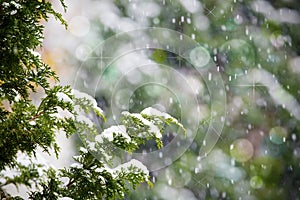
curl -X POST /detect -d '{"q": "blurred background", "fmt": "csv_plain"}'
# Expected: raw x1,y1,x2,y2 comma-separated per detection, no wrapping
42,0,300,199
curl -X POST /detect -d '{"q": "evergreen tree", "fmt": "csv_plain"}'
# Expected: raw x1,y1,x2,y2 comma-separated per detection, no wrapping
0,1,185,199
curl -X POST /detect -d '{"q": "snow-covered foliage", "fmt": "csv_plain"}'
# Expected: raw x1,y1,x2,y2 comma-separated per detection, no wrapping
0,0,187,199
28,106,185,199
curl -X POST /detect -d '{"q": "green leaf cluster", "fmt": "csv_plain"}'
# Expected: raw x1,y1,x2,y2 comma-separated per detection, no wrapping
0,1,187,199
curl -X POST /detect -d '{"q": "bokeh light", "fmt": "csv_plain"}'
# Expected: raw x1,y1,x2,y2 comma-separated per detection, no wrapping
230,138,254,162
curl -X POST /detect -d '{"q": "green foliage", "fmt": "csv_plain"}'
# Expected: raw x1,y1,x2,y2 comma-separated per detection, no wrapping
0,0,68,170
1,161,41,189
0,1,186,199
3,0,299,199
0,0,66,101
28,107,183,200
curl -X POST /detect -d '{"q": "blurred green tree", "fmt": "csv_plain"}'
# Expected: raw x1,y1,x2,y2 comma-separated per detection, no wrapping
67,0,300,199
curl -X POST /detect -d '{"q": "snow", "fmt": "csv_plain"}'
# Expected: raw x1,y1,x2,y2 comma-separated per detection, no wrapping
72,89,104,118
86,141,96,151
58,197,74,200
99,148,112,161
245,69,300,121
49,107,74,120
29,120,36,126
72,89,97,108
128,2,161,18
193,14,210,31
12,89,21,101
141,107,185,132
93,106,104,116
141,107,172,119
95,130,108,143
77,115,94,127
2,2,9,7
251,0,300,24
98,175,106,184
11,1,21,9
122,111,162,138
70,163,83,168
79,147,88,154
95,125,131,143
179,0,202,14
0,151,51,186
29,49,42,59
113,159,149,178
10,10,17,15
57,92,72,103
